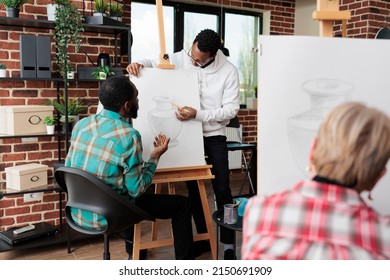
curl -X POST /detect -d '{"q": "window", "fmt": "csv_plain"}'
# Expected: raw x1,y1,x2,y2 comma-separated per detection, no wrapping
131,2,174,62
225,13,259,103
183,12,218,51
131,1,262,105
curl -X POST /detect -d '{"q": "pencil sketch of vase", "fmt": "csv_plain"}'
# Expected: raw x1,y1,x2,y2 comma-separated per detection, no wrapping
287,79,354,176
148,95,182,148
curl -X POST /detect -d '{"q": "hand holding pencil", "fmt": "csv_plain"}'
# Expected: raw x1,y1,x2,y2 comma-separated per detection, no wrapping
172,102,197,121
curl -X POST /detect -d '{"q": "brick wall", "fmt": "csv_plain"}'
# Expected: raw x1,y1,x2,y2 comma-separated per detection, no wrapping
335,0,390,38
191,0,296,35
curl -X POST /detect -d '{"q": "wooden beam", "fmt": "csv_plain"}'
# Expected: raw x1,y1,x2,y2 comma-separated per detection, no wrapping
312,10,351,21
314,0,350,37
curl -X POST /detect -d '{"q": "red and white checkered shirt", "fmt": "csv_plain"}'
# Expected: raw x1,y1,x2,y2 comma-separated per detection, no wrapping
242,180,390,259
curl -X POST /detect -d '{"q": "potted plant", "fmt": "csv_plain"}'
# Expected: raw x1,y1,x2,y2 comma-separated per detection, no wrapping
0,63,6,78
109,2,124,22
92,65,114,80
0,0,29,18
54,1,84,80
66,64,75,80
93,0,108,17
49,92,87,117
47,0,69,21
43,115,58,134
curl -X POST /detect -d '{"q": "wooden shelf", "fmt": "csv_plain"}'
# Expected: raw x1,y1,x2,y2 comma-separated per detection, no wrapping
0,224,90,252
0,132,65,139
0,16,129,34
0,77,62,81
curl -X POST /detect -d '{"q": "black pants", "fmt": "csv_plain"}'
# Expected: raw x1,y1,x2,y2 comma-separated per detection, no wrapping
187,135,234,244
124,193,194,259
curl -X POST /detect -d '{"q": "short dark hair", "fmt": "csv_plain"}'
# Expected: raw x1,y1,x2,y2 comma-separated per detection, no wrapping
193,29,222,56
99,76,135,112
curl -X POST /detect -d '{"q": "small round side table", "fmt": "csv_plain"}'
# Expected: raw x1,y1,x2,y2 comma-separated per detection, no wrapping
212,208,243,259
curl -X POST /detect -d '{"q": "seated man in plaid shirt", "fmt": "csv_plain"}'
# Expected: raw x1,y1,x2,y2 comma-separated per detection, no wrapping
65,76,194,260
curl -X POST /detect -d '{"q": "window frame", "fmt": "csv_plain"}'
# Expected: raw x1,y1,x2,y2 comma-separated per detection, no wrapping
131,0,263,52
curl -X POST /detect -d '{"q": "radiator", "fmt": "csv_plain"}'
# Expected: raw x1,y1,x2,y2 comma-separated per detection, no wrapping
226,125,243,170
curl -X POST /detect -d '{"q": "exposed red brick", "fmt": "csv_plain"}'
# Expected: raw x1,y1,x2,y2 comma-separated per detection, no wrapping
32,203,55,212
2,153,26,162
16,214,42,223
0,199,16,209
5,206,31,216
43,211,60,220
28,151,53,160
13,143,40,152
0,217,16,230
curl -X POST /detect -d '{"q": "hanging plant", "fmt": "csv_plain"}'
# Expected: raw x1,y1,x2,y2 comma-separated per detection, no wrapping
54,1,84,80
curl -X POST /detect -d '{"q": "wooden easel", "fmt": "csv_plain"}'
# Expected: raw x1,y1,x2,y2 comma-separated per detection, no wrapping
312,0,351,37
156,0,175,69
132,165,217,260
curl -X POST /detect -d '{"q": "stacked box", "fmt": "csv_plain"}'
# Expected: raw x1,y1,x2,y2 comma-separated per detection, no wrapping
0,105,54,135
5,163,49,191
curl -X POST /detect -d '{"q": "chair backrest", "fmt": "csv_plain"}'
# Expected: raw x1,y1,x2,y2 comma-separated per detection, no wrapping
227,115,240,128
226,115,242,144
55,167,154,235
375,27,390,39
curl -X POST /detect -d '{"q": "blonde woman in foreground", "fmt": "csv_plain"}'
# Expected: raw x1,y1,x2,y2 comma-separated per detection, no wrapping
242,102,390,259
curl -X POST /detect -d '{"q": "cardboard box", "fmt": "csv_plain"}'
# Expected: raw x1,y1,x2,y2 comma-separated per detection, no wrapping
0,105,54,135
5,163,49,191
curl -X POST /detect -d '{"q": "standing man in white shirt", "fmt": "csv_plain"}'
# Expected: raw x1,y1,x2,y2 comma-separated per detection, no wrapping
127,29,240,259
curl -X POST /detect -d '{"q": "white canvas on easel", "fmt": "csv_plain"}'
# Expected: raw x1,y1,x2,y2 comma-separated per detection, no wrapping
131,68,205,169
258,35,390,215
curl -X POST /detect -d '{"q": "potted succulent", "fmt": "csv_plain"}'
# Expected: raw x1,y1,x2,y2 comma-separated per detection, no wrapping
93,0,108,17
49,94,86,132
0,0,29,18
109,2,124,22
49,94,86,125
92,65,114,80
43,115,58,134
54,0,84,80
0,63,6,78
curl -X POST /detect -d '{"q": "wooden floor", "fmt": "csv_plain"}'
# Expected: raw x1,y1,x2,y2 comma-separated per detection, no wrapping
0,171,251,260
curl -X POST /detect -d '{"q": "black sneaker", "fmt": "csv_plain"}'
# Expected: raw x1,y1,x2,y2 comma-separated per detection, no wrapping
224,249,237,260
192,240,211,258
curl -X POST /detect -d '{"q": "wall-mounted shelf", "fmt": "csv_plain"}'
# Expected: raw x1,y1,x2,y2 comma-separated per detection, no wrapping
0,77,62,82
0,16,129,34
0,132,66,139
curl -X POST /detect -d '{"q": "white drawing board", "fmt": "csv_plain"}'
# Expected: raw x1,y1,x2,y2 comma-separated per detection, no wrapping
131,68,205,169
258,35,390,215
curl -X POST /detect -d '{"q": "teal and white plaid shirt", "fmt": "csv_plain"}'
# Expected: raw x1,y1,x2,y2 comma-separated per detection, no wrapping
65,109,158,230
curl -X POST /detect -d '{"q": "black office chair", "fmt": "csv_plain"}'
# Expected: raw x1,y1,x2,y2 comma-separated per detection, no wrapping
54,166,154,260
375,27,390,39
226,116,257,196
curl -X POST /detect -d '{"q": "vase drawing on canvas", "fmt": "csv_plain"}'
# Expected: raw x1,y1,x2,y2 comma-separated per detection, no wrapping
148,95,182,148
287,79,354,176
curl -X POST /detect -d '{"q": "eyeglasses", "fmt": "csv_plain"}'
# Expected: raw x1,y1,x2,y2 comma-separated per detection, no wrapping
187,48,215,68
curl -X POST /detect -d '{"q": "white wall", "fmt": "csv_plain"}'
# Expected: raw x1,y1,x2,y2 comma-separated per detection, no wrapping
294,0,319,36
